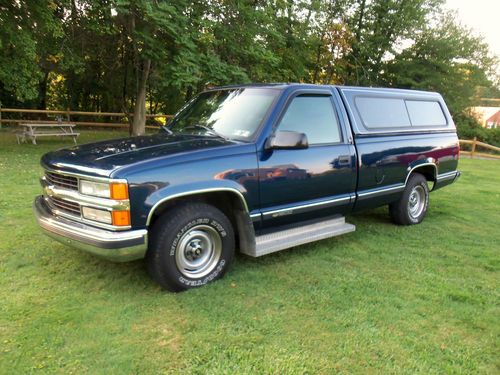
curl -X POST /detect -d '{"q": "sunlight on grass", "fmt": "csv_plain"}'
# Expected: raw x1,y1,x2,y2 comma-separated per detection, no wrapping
0,129,498,373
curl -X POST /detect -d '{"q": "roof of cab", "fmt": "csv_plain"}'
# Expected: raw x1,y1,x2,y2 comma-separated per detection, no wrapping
210,83,439,96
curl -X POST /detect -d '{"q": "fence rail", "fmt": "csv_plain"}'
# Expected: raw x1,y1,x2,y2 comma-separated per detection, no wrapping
0,107,173,129
2,108,499,158
459,138,500,159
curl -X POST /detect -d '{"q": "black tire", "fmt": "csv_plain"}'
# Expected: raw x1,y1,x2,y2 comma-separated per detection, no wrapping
389,173,429,225
147,202,235,292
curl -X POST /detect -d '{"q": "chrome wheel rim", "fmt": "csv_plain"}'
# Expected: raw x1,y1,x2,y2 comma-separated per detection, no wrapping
408,185,426,219
175,225,222,279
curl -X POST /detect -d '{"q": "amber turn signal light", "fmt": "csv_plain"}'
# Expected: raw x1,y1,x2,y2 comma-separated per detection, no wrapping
112,210,131,226
110,182,129,200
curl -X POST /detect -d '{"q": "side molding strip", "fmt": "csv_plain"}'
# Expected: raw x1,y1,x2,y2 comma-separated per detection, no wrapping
436,171,458,181
357,184,405,199
262,195,352,219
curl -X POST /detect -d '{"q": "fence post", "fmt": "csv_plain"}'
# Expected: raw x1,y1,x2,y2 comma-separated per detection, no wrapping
471,137,477,159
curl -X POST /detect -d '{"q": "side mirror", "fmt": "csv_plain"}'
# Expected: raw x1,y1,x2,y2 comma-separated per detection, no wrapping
265,130,309,150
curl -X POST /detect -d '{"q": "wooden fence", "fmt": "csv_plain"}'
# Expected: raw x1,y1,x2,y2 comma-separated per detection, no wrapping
0,107,173,129
459,138,500,159
1,108,499,159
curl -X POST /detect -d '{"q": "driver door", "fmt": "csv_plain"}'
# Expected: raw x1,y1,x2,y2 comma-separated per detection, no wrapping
258,91,356,227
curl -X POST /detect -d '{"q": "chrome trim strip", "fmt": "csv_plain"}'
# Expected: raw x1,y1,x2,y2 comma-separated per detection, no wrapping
404,162,437,186
46,205,81,222
353,129,454,136
262,196,351,218
146,188,250,226
357,184,405,199
43,167,127,184
42,178,130,211
249,212,261,223
34,196,147,262
436,171,458,181
45,172,78,190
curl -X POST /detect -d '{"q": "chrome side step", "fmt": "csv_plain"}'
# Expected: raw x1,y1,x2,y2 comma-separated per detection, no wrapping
242,216,355,257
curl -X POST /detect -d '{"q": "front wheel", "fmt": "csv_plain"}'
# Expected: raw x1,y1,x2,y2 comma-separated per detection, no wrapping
147,202,235,291
389,173,429,225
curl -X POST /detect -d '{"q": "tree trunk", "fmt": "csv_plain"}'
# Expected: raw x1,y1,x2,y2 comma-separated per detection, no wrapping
131,59,151,136
346,0,366,85
312,32,325,84
37,71,50,110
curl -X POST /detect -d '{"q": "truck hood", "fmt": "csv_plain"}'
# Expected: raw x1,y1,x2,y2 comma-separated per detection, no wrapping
41,133,237,177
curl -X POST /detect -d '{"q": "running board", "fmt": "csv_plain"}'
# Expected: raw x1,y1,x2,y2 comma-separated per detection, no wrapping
242,216,355,257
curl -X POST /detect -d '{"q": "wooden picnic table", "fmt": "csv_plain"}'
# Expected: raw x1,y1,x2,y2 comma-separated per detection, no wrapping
16,123,80,145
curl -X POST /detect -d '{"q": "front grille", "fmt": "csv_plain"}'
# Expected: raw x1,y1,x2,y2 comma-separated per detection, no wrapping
47,196,81,216
45,171,78,191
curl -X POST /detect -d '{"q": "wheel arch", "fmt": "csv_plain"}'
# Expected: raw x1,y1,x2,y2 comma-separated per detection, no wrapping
146,188,256,254
405,162,437,189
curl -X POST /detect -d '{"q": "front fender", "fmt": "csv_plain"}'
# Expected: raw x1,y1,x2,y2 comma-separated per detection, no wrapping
144,180,250,226
141,180,257,256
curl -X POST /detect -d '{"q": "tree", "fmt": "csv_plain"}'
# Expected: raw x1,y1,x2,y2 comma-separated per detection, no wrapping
344,0,444,85
115,0,204,135
0,0,497,136
383,13,497,114
309,0,353,84
0,0,62,106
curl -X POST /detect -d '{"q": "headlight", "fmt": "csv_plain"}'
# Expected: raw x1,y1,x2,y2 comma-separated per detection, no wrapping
80,180,110,198
79,180,129,200
82,207,112,224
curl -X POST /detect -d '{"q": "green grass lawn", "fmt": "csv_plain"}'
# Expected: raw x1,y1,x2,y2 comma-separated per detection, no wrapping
0,129,498,374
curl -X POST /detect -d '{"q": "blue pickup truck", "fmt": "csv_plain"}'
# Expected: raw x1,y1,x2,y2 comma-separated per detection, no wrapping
34,84,460,291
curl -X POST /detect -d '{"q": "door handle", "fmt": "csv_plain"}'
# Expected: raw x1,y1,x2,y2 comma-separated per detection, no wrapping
338,155,351,166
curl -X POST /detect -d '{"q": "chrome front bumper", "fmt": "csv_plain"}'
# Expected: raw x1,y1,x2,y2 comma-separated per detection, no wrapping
34,196,148,262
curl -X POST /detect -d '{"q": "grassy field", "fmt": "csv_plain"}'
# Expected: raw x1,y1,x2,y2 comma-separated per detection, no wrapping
0,129,498,374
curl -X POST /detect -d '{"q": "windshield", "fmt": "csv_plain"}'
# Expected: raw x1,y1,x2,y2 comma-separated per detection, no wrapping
168,88,279,141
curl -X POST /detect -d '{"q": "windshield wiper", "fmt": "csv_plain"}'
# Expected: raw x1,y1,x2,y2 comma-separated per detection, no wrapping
160,125,173,135
184,124,229,141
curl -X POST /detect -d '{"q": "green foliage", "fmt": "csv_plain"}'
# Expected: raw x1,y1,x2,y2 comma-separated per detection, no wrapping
455,112,500,146
383,13,496,116
0,0,498,123
0,129,499,373
345,0,445,85
0,1,63,103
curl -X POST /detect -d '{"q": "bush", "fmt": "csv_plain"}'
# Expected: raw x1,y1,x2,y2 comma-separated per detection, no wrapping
455,112,500,147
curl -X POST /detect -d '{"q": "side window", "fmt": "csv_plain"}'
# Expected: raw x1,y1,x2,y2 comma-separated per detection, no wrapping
277,95,342,144
406,100,447,126
355,97,410,128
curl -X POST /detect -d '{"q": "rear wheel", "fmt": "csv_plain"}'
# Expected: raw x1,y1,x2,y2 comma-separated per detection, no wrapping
389,173,429,225
147,202,235,291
